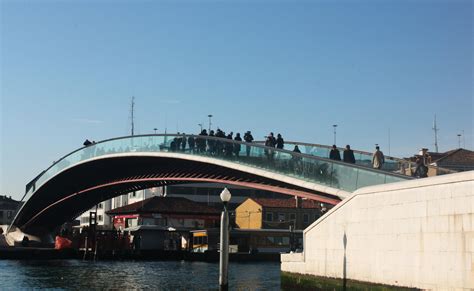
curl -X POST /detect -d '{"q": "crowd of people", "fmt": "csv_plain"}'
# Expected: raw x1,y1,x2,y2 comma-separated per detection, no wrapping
328,144,387,169
83,130,435,177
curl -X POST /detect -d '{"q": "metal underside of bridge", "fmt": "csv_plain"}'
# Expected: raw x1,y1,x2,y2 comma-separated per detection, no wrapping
14,155,341,236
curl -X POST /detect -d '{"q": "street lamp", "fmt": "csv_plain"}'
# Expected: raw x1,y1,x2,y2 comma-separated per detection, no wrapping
208,114,213,133
153,128,158,134
198,123,203,132
219,188,231,291
457,134,462,148
332,124,338,145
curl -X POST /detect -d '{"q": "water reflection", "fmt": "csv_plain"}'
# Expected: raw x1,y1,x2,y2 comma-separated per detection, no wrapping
0,260,280,290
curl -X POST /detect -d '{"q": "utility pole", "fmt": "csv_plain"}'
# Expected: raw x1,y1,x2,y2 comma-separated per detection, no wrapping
208,114,213,133
432,114,439,153
130,96,136,203
388,128,391,156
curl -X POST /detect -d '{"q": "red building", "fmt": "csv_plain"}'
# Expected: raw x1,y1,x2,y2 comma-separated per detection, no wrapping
106,196,221,231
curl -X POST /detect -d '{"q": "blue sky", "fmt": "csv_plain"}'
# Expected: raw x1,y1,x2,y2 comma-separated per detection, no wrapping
1,0,472,199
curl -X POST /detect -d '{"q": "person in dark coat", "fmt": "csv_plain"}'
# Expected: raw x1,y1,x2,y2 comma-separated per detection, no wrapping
293,145,301,154
181,133,187,152
188,136,195,153
329,145,341,161
343,145,356,163
207,130,215,154
197,129,208,153
276,134,284,149
244,131,254,157
225,132,234,156
234,133,242,156
413,157,428,178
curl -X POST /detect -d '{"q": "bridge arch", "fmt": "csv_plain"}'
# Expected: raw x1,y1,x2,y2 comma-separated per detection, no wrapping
10,134,410,237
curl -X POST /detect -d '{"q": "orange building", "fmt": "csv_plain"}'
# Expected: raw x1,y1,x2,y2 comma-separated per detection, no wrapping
235,197,326,230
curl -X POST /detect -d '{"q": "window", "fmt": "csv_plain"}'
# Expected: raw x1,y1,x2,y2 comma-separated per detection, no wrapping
303,213,309,224
278,213,286,222
98,203,103,209
98,215,103,222
193,236,208,245
265,212,273,222
289,213,296,221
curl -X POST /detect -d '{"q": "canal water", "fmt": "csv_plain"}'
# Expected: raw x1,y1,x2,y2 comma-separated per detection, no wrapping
0,260,281,290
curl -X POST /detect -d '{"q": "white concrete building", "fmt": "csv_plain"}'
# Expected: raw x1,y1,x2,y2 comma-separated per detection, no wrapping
78,187,164,229
281,171,474,290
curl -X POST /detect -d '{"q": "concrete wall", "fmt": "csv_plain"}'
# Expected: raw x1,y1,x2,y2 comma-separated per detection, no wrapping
281,171,474,290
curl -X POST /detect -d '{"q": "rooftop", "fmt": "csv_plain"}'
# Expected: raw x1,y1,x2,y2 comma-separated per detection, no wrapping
249,198,322,209
106,196,221,216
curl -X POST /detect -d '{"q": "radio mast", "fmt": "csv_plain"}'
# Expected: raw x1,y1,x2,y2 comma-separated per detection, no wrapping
433,114,439,153
130,96,135,136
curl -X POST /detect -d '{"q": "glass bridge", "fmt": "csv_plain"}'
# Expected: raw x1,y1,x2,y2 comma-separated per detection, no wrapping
20,134,412,206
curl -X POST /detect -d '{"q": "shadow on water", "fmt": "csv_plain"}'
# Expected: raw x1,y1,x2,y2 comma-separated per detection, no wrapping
0,260,281,290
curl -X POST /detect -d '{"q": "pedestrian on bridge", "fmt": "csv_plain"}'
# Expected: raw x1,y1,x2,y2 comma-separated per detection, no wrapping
329,145,341,161
234,133,242,156
276,134,284,149
343,145,356,164
372,146,385,169
244,131,254,157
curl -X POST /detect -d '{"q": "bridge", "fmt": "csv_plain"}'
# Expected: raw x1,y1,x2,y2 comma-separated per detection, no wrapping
8,134,411,241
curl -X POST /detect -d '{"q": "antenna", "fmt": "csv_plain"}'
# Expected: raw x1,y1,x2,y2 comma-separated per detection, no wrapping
130,96,135,136
432,114,439,153
388,128,391,156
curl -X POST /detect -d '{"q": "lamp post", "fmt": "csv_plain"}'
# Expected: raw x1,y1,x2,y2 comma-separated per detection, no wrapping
153,128,158,134
457,134,462,149
208,114,213,133
198,123,203,132
332,124,338,145
219,188,231,291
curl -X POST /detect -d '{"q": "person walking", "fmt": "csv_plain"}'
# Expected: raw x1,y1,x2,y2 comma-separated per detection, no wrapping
343,145,356,163
225,132,234,156
372,146,385,169
265,133,276,160
181,133,187,152
293,145,301,154
188,135,195,153
207,130,216,155
329,145,341,161
234,133,242,156
413,157,428,178
276,134,284,149
244,131,254,157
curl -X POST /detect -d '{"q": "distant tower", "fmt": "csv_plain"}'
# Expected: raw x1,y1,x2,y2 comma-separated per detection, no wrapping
130,96,135,136
432,114,439,153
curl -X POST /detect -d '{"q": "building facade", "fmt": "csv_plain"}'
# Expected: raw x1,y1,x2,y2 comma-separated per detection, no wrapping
0,196,21,226
106,196,220,231
236,197,326,230
78,187,164,229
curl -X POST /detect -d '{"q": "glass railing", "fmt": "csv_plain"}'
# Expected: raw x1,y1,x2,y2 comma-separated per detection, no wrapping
266,141,457,177
18,134,411,207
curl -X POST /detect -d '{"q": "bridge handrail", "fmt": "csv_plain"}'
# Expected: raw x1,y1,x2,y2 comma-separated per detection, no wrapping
19,133,412,205
255,140,457,176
